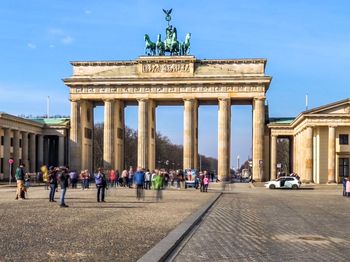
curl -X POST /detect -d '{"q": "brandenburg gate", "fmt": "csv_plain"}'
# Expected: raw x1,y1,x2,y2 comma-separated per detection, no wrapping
64,56,271,181
63,9,272,181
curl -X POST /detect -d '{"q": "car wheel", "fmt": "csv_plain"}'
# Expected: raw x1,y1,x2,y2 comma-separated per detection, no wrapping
292,184,298,190
269,184,276,189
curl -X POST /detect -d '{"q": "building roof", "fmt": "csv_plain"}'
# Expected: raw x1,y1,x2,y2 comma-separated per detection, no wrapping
268,117,295,125
30,118,70,127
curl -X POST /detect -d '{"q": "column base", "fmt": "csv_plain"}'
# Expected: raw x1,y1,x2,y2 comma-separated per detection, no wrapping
327,180,336,184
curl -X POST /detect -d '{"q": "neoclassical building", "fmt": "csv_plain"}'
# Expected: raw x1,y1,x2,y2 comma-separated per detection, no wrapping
0,113,69,179
268,98,350,183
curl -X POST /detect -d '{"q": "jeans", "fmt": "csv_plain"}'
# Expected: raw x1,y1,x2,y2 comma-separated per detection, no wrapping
60,187,67,205
49,184,56,201
136,185,144,200
97,186,105,202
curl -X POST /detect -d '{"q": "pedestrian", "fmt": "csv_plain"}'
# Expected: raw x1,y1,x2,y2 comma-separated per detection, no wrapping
115,170,120,187
154,172,164,202
128,167,134,188
134,168,145,200
144,169,151,190
80,170,85,189
151,170,157,189
15,163,26,200
95,168,107,202
203,174,209,192
199,172,204,192
109,169,116,188
346,177,350,197
84,169,91,189
48,166,58,202
342,176,347,197
121,169,128,187
59,167,69,207
69,170,78,189
24,173,30,198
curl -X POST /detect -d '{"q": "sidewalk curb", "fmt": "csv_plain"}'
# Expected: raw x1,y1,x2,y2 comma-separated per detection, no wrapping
137,192,222,262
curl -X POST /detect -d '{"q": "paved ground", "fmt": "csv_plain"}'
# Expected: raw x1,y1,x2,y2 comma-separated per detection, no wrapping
0,185,213,261
174,185,350,262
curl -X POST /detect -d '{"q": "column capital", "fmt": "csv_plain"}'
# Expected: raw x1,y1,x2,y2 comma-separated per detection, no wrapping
218,97,230,102
103,98,114,103
328,125,337,129
137,98,149,103
183,98,195,102
253,97,266,101
69,98,79,102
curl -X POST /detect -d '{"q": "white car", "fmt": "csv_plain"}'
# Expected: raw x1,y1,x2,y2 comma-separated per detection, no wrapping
265,176,301,189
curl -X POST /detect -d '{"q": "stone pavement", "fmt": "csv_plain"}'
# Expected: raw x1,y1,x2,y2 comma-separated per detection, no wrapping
0,186,214,261
173,186,350,262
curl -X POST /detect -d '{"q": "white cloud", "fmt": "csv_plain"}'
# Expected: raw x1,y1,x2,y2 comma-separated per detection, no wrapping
27,43,36,49
61,36,73,45
47,28,74,46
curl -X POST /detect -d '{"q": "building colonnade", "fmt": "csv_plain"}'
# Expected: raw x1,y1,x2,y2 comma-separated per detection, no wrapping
70,97,266,181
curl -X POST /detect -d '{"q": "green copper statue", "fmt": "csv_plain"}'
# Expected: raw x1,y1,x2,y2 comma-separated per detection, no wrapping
144,9,191,56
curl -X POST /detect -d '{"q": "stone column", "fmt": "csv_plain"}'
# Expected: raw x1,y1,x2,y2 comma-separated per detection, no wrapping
270,135,277,180
103,99,113,169
252,98,265,181
21,132,29,169
183,99,194,170
29,133,36,172
58,136,65,167
304,127,313,183
193,100,199,170
37,135,44,168
69,99,81,171
138,99,148,169
148,99,156,171
327,126,336,183
13,130,20,169
218,98,231,181
3,128,11,178
81,100,93,172
114,100,125,172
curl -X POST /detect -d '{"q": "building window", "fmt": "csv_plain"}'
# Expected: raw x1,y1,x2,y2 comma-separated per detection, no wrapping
339,134,349,145
1,136,3,146
19,139,22,148
10,138,13,147
339,158,349,177
0,158,3,173
84,128,92,139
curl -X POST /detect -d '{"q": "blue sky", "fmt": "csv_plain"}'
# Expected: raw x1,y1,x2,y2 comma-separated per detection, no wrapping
0,0,349,167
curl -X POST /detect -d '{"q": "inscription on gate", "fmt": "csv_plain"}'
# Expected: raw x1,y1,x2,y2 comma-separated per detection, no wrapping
142,63,190,73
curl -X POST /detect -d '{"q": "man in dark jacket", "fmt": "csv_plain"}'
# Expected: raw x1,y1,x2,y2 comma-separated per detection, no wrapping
134,168,145,200
15,164,25,200
48,166,58,202
59,167,69,207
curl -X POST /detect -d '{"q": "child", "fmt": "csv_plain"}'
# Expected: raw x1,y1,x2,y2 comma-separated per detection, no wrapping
203,175,209,192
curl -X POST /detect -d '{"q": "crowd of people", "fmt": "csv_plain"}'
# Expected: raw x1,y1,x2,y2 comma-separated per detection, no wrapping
13,164,214,207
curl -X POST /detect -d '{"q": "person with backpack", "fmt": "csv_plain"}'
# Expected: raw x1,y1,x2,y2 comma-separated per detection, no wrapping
134,168,145,200
15,163,26,200
59,167,70,207
95,168,107,202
